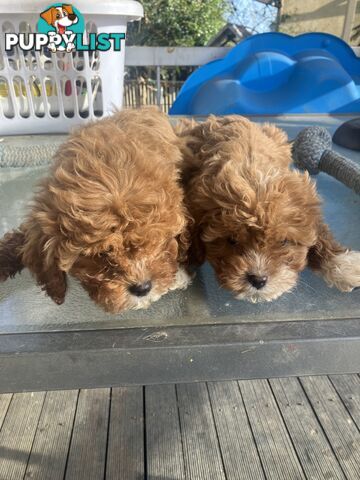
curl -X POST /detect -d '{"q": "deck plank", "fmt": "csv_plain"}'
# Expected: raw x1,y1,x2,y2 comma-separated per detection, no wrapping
24,390,78,480
146,384,185,480
0,392,45,480
270,377,346,480
106,387,144,480
239,379,305,480
300,376,360,480
330,374,360,430
176,382,226,480
207,381,265,480
0,394,12,430
65,388,110,480
0,375,359,479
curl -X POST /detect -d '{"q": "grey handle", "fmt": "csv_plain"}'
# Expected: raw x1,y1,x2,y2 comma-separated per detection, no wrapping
320,150,360,195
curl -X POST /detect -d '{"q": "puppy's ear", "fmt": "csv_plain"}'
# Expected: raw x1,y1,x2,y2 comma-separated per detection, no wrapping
307,221,360,292
0,224,67,304
0,230,25,282
307,222,345,271
261,123,288,146
40,7,56,25
21,221,67,305
63,4,74,15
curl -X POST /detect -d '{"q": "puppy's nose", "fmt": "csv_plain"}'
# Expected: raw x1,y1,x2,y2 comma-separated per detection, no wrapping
247,274,268,290
129,281,152,297
68,14,77,20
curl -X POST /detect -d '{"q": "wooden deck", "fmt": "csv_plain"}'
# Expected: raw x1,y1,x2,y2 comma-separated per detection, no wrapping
0,374,359,480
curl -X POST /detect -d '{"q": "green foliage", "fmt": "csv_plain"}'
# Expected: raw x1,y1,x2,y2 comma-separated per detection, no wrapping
127,0,229,46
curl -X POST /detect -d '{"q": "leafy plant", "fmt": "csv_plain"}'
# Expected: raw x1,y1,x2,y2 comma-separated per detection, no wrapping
127,0,229,46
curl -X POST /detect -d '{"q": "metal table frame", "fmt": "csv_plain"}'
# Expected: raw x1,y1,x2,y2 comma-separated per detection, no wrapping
0,318,359,393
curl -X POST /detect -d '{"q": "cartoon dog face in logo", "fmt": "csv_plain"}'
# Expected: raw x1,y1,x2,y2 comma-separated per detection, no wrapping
40,4,78,52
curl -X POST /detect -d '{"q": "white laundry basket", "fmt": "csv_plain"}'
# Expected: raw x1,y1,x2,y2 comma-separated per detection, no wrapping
0,0,143,135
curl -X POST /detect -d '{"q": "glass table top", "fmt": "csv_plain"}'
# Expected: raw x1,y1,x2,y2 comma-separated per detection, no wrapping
0,115,359,333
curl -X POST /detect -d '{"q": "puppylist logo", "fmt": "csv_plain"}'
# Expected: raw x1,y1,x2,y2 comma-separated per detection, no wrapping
5,3,125,53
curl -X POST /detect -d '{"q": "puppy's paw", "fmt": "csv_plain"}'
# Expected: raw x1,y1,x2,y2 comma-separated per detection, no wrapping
321,250,360,292
48,43,56,53
52,296,65,305
169,267,192,291
66,43,75,52
0,273,8,282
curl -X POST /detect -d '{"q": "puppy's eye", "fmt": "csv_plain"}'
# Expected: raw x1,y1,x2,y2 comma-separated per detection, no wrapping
63,11,68,16
98,245,114,257
227,237,238,246
56,13,61,18
280,239,290,247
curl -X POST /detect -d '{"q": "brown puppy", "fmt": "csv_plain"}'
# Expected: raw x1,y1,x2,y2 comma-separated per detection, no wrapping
0,108,191,312
177,115,360,303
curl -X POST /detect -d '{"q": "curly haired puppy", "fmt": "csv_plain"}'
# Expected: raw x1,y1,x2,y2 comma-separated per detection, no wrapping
0,108,191,312
177,115,360,303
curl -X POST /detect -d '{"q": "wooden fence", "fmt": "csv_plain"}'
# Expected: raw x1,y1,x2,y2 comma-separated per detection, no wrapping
123,47,231,112
123,79,184,113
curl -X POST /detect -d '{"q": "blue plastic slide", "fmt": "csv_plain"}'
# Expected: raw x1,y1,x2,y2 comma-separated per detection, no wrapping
170,33,360,115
